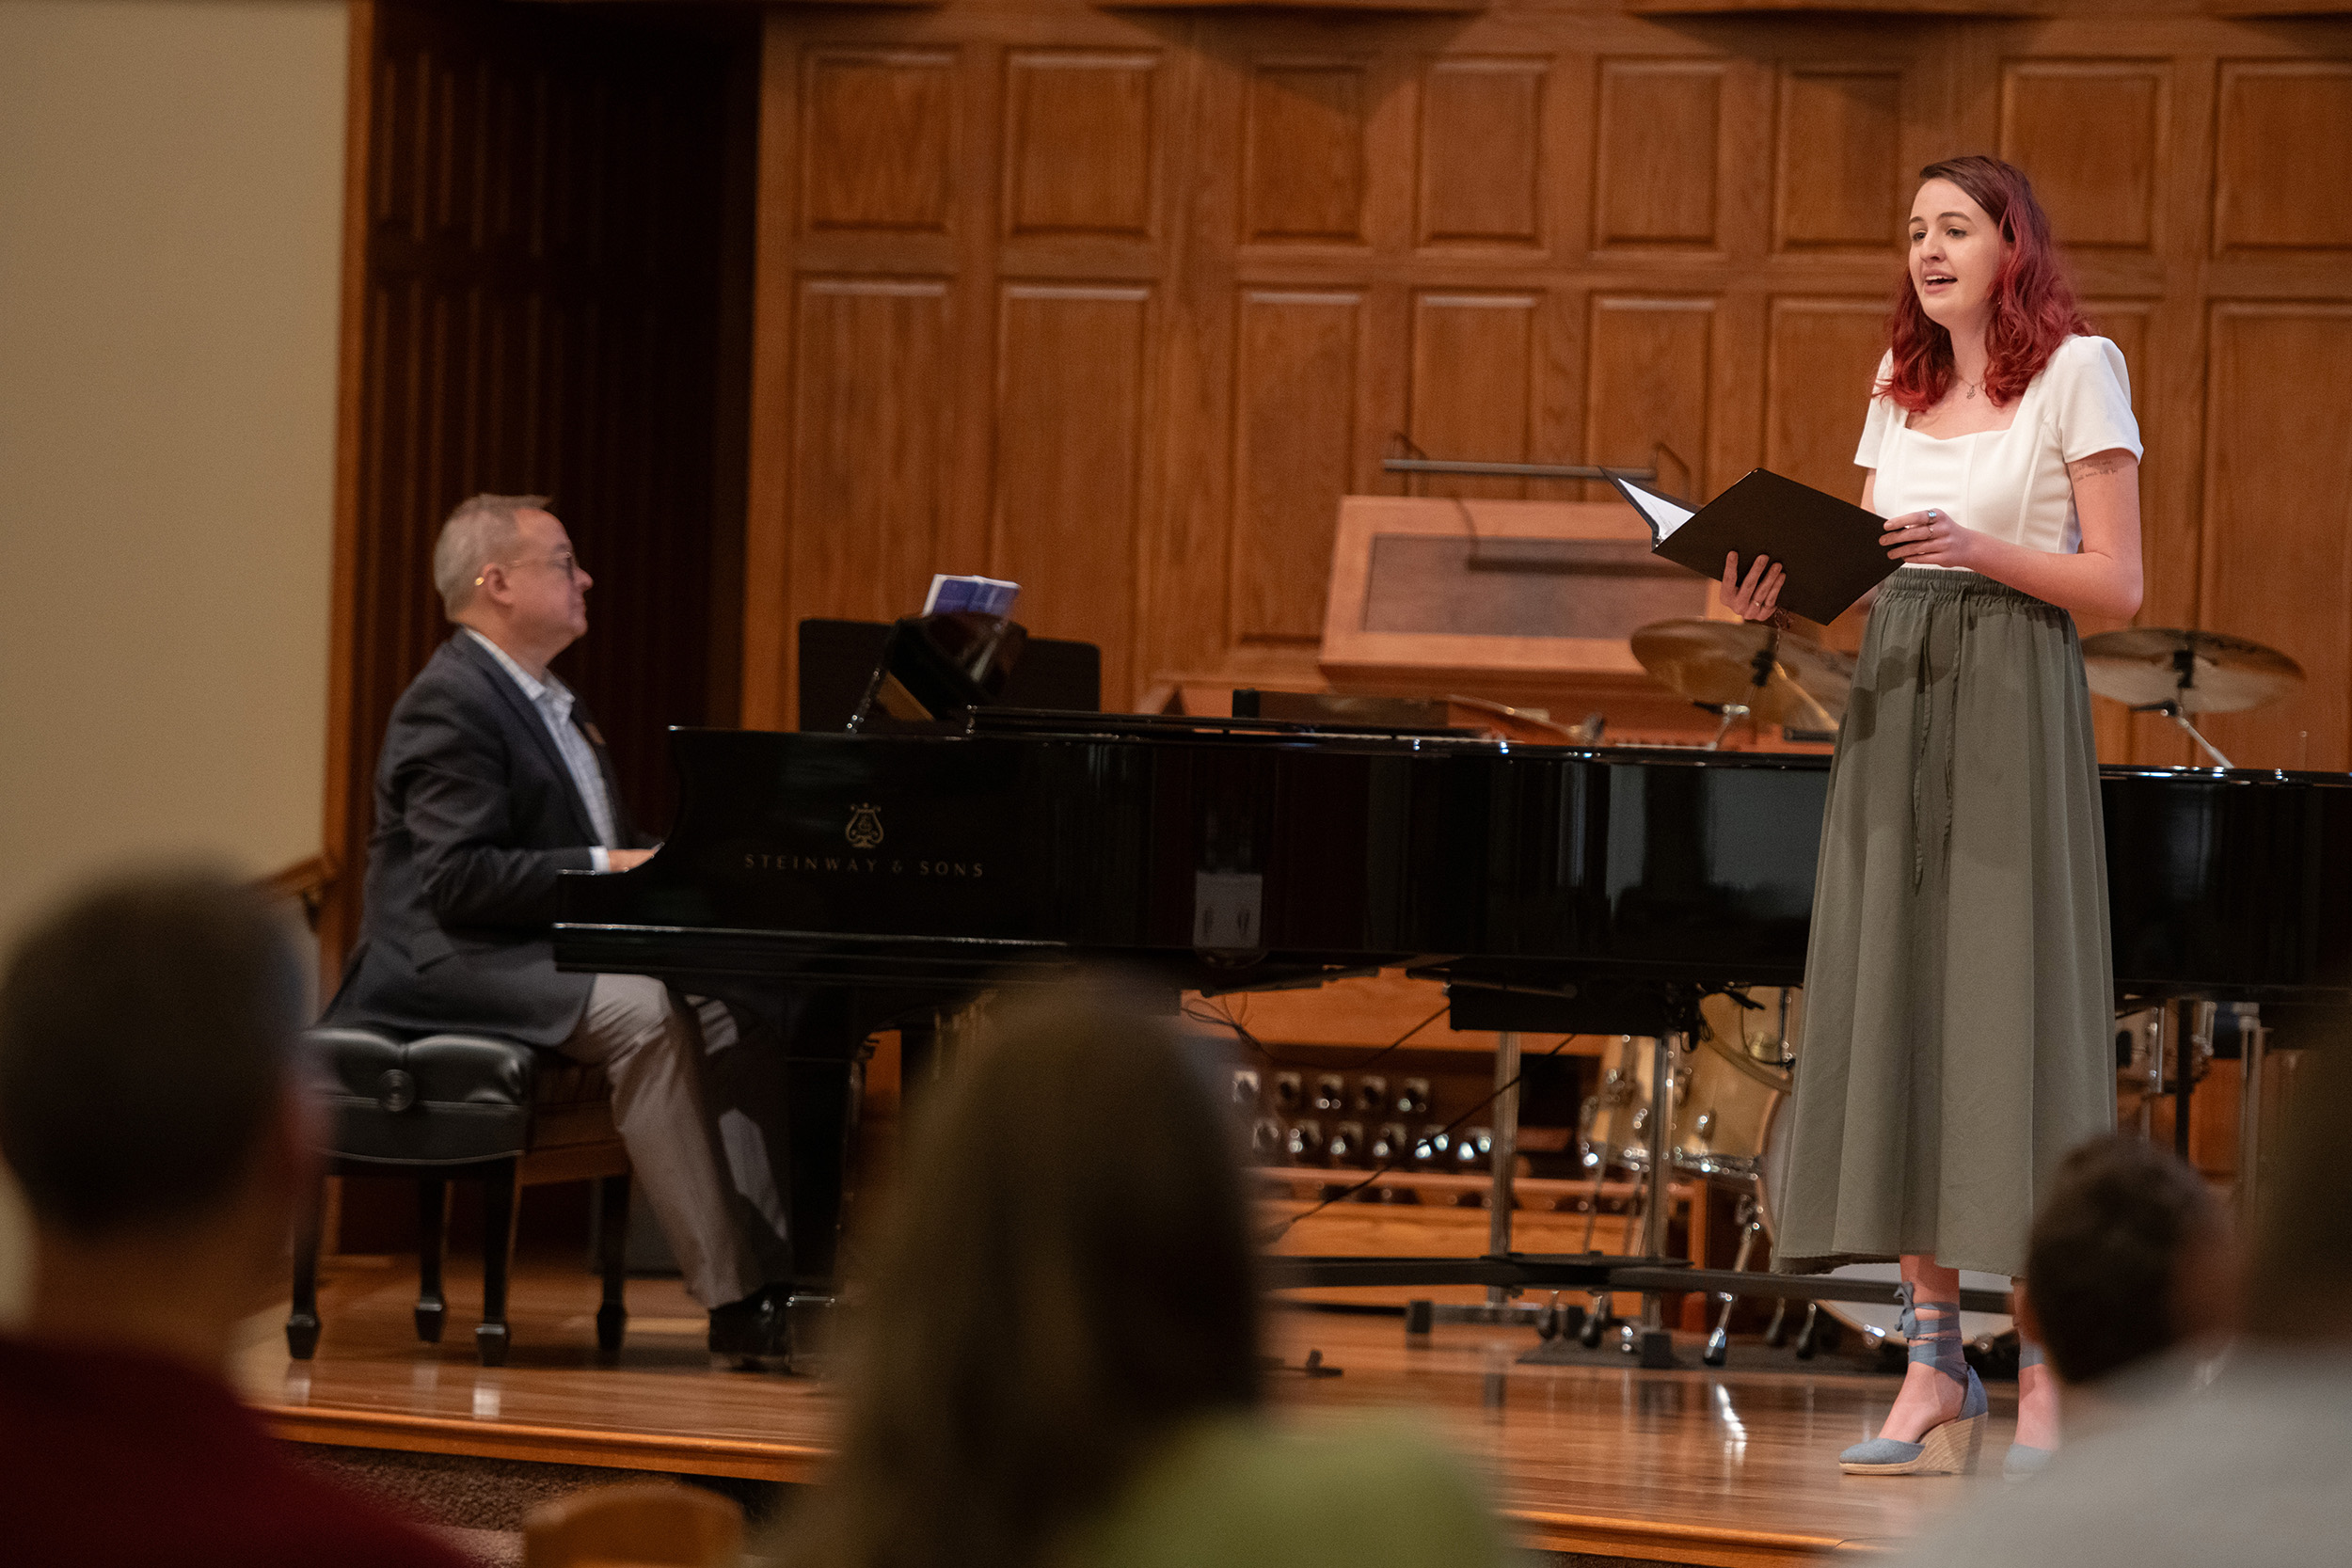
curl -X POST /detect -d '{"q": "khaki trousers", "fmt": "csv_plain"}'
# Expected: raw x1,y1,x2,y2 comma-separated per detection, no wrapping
555,973,793,1307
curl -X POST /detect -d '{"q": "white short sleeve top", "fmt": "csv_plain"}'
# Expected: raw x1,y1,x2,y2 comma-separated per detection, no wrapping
1856,334,2141,568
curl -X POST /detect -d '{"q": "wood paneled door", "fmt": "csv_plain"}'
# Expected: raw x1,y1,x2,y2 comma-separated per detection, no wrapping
741,0,2352,775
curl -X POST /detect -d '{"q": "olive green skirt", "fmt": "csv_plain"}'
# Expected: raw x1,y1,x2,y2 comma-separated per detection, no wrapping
1772,568,2116,1279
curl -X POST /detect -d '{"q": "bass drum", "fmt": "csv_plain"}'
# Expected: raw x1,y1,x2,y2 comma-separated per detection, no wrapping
1755,1093,2014,1346
1578,988,1800,1178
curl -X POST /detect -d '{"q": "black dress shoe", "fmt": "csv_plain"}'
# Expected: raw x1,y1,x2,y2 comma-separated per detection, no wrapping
707,1286,792,1360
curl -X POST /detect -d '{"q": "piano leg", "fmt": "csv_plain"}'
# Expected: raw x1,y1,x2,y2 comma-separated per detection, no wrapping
1637,1031,1681,1370
1486,1030,1521,1308
2174,1005,2195,1162
2239,1007,2269,1223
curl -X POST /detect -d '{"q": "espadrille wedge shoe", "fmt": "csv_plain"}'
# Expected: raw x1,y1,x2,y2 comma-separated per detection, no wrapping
1838,1284,1989,1477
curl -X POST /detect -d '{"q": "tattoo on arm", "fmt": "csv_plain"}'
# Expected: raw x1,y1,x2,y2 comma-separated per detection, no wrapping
2069,453,2132,481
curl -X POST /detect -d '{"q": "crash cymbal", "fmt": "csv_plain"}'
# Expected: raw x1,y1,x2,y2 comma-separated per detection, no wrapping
2080,627,2303,715
1631,619,1855,730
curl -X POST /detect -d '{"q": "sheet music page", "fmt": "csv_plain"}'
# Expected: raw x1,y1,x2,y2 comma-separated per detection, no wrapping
1624,487,1695,543
923,574,1022,615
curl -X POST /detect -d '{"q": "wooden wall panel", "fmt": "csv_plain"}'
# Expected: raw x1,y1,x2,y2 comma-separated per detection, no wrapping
1999,61,2166,251
1417,57,1546,248
1407,292,1540,499
788,279,954,623
740,4,2352,756
1592,59,1723,251
2213,61,2352,257
1764,299,1883,501
1585,296,1714,500
1232,290,1362,644
1242,61,1369,245
993,285,1152,701
1005,51,1159,239
1773,67,1903,253
2197,304,2352,771
803,50,957,233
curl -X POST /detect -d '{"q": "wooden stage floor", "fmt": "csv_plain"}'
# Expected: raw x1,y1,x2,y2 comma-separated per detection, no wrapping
240,1253,2019,1566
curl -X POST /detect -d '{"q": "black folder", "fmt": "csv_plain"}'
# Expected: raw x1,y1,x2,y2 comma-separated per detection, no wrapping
1606,468,1898,625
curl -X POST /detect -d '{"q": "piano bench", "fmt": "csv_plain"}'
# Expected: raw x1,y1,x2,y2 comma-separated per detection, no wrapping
287,1026,634,1369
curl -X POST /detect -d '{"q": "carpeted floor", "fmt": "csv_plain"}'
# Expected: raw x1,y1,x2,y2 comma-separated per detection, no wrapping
295,1445,789,1566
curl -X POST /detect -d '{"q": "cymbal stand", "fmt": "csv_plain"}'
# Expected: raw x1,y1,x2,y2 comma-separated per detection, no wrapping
1702,637,1779,752
2133,648,2234,768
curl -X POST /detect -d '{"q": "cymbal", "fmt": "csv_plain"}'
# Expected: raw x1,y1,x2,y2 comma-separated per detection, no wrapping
2080,627,2303,714
1630,619,1855,729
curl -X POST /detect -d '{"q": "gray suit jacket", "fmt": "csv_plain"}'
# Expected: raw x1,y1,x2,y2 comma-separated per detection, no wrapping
325,632,647,1046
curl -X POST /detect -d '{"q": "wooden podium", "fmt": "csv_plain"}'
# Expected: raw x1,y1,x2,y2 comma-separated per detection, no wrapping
1148,494,1775,748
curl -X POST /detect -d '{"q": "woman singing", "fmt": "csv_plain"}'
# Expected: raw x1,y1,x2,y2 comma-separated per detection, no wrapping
1722,155,2142,1478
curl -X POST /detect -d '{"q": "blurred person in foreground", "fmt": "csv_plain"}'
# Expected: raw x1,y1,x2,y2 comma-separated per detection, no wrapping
1891,1062,2352,1568
771,976,1515,1568
0,870,468,1568
1998,1132,2237,1476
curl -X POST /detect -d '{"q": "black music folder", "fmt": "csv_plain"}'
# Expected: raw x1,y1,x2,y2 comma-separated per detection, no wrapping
1606,469,1897,624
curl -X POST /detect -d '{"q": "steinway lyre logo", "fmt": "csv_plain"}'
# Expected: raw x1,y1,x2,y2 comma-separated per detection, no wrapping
845,802,885,850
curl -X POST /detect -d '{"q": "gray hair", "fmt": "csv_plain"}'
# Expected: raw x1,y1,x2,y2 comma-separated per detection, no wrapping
432,493,550,617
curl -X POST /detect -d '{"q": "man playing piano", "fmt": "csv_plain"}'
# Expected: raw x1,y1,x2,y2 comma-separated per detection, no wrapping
323,493,796,1359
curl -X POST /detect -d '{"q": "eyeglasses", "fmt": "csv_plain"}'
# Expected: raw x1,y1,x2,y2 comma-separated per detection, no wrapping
475,552,585,588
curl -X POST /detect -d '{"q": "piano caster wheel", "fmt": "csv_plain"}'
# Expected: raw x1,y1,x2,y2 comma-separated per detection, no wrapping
1792,1301,1821,1361
1534,1304,1562,1340
1703,1326,1729,1368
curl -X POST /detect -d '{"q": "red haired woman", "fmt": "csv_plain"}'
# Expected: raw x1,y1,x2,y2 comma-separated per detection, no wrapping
1723,155,2141,1478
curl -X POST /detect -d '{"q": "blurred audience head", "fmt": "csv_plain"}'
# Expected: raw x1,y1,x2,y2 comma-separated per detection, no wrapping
2017,1132,2235,1386
0,868,311,1354
787,973,1259,1568
2245,1051,2352,1345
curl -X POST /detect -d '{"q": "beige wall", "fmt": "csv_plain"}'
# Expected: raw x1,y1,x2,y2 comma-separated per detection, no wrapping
0,0,349,1321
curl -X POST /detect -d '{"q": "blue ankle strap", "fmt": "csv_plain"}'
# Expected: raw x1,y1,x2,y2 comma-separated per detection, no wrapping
1899,1282,1968,1387
2018,1340,2044,1370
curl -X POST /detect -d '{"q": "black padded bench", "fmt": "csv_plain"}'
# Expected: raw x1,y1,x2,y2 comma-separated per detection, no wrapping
288,1026,632,1367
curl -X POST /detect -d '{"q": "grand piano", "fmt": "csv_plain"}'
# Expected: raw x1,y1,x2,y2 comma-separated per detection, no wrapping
555,705,2352,1293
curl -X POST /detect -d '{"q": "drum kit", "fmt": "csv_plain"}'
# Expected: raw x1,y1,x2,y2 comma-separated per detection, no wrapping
1588,616,2308,1365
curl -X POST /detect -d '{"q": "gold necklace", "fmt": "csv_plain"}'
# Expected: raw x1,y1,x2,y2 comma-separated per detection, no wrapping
1959,375,1983,401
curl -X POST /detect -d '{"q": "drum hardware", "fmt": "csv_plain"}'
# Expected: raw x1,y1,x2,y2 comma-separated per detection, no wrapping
1353,1075,1388,1117
1630,619,1857,749
1702,1195,1766,1368
2081,626,2305,770
1231,1068,1261,1108
1327,1120,1365,1167
1312,1074,1346,1115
